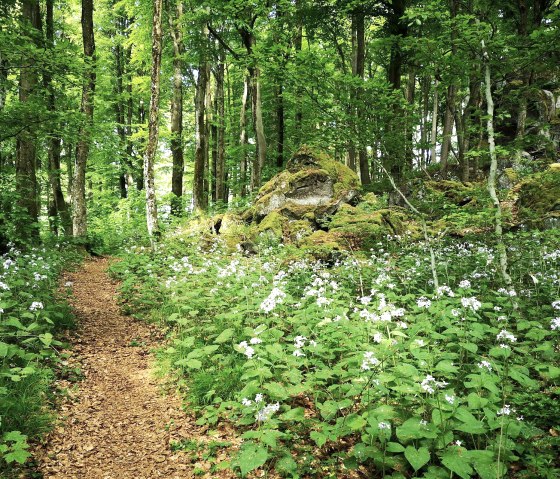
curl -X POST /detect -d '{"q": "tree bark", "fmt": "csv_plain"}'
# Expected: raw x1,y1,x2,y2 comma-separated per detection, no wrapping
193,24,209,211
215,46,226,202
293,0,303,144
169,0,184,214
239,25,266,190
482,37,511,288
72,0,96,237
429,78,439,165
239,72,249,197
143,0,163,238
16,0,42,239
45,0,72,235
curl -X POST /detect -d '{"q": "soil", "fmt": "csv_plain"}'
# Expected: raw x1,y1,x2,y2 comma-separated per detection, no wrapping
35,259,213,479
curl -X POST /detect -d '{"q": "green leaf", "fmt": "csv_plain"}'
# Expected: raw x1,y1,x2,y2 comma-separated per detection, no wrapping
186,358,202,369
346,414,367,431
405,445,430,471
4,448,31,464
386,442,405,453
264,382,289,400
276,454,298,477
441,448,473,479
237,443,268,476
214,328,235,343
0,342,8,357
310,431,327,447
279,407,305,422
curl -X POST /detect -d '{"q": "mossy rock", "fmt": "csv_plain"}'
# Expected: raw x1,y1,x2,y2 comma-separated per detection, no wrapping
515,167,560,218
256,211,287,239
325,205,414,250
251,146,360,222
423,180,476,205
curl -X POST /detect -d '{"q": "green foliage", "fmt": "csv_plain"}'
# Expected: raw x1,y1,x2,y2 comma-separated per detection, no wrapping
0,242,80,473
113,227,560,478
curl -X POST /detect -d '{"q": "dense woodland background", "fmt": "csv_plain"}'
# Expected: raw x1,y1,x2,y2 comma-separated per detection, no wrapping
0,0,559,245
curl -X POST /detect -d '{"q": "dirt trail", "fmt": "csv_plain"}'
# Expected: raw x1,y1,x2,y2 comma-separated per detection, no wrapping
36,258,195,479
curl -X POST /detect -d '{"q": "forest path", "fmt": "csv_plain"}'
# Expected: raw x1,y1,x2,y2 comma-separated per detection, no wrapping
36,258,196,479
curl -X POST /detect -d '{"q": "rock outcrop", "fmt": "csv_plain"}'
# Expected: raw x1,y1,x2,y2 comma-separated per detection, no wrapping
245,146,361,225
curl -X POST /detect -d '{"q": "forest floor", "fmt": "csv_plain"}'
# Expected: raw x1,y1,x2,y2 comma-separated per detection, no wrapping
34,258,214,479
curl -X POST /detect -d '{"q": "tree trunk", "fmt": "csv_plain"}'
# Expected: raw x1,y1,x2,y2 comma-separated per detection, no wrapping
193,25,209,211
115,40,128,199
251,67,266,190
440,84,456,178
239,26,266,191
73,0,96,237
215,47,226,202
404,66,416,172
16,0,41,240
143,0,163,238
239,72,249,197
429,78,439,165
294,0,303,144
169,0,184,214
483,41,511,287
45,0,71,235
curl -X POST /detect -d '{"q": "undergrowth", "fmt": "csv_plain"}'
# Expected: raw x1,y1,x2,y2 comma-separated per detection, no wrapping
110,229,560,478
0,240,81,476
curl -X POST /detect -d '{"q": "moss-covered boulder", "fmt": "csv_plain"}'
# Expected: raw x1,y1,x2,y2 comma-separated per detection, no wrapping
515,165,560,227
326,204,414,250
247,146,360,224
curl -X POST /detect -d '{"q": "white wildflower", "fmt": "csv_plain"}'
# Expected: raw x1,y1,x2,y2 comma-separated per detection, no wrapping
417,296,431,308
29,301,44,311
496,329,517,343
461,296,482,311
478,360,492,371
551,317,560,330
361,351,380,371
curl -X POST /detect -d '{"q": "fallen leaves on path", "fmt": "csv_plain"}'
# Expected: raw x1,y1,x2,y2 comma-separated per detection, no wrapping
34,258,236,479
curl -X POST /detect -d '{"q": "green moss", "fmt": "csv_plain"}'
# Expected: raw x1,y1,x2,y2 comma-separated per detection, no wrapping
516,168,560,225
257,211,286,238
325,205,412,250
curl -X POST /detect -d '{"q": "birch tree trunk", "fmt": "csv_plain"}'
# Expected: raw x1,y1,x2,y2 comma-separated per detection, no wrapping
143,0,163,238
483,41,512,287
72,0,96,237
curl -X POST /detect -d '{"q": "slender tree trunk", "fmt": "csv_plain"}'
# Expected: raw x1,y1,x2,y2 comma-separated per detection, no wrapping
440,84,456,177
420,75,430,167
143,0,163,238
404,66,416,172
193,25,209,211
251,67,266,190
215,47,226,202
239,26,266,190
16,0,41,239
239,73,249,197
204,63,212,206
294,0,303,144
386,0,408,182
211,84,218,203
72,0,96,237
115,40,128,199
169,0,184,214
483,39,511,287
276,83,285,169
430,78,439,165
45,0,71,234
136,98,145,190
